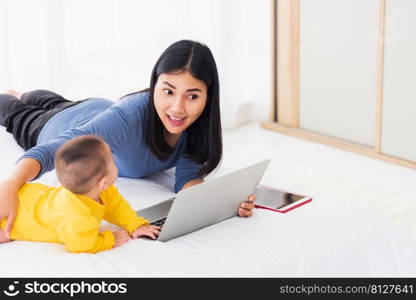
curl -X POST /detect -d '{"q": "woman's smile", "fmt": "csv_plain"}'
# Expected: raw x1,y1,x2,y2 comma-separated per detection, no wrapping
167,114,187,127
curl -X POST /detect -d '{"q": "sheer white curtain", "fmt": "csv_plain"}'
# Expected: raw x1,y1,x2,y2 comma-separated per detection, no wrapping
0,0,271,129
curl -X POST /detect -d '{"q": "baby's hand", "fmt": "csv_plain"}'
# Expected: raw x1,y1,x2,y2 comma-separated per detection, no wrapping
113,230,131,248
131,225,161,240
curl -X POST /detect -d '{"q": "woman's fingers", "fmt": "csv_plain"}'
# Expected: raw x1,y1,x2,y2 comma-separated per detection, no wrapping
0,180,20,239
238,207,253,218
238,194,256,217
5,213,16,239
241,202,255,210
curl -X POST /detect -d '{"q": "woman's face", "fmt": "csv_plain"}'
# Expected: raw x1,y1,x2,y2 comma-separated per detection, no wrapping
154,71,208,136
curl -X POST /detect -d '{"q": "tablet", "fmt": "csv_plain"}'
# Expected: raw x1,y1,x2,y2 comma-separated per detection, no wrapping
255,185,312,213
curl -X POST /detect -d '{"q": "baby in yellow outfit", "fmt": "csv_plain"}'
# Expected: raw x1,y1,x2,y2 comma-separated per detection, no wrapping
0,135,160,253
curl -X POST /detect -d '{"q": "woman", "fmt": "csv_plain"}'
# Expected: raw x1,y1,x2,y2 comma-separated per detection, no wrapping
0,40,255,238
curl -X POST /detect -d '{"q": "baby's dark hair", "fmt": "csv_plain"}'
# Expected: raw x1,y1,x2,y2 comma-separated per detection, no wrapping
55,135,109,194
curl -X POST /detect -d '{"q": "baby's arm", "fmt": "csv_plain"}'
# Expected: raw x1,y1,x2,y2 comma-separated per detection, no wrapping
103,186,150,235
57,215,115,253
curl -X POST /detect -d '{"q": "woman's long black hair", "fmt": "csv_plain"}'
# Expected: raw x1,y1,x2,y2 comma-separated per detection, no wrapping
144,40,222,178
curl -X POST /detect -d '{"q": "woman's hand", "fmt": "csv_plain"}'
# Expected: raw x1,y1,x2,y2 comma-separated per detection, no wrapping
0,158,41,239
0,180,20,239
112,230,131,248
131,225,161,240
238,194,256,218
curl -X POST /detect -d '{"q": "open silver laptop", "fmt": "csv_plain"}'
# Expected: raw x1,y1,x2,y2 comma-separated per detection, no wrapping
137,159,270,242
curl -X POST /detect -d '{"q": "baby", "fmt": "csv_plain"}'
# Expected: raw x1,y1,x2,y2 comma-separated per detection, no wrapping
0,135,160,253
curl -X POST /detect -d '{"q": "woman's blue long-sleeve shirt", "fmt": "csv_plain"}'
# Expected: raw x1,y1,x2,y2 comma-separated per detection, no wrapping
19,92,202,192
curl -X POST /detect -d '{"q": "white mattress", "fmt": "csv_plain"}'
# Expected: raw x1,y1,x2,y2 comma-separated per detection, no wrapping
0,125,415,277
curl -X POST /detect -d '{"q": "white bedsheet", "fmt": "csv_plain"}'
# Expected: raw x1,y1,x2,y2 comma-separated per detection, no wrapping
0,126,415,277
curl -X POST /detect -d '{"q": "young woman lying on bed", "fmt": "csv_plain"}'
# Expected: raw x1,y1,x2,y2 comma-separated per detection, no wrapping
0,40,256,239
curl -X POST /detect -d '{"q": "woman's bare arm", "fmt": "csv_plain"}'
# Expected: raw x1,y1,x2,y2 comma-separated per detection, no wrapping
181,179,204,190
6,158,41,187
0,158,41,238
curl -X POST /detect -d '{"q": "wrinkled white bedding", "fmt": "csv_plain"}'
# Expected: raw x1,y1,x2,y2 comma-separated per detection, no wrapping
1,126,415,277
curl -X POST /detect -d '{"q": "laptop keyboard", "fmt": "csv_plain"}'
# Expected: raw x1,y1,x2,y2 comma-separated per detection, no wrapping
150,217,167,227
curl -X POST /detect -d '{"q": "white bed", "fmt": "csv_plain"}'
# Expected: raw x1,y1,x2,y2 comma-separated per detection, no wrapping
1,125,415,277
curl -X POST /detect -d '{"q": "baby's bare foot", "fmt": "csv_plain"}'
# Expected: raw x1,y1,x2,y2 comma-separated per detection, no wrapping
6,89,22,99
0,229,11,243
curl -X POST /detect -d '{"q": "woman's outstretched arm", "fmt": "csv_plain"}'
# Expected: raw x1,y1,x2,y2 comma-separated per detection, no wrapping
0,158,41,238
0,95,142,237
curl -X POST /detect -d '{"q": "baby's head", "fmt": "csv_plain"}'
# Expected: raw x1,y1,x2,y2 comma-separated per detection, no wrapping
55,135,117,195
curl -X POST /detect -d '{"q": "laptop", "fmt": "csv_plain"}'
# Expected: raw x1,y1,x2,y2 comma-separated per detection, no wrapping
137,159,270,242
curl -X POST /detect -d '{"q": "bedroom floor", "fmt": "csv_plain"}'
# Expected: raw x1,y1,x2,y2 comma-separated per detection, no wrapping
220,122,416,240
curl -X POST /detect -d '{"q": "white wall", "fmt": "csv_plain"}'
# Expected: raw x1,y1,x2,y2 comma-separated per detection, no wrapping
299,0,380,147
297,0,415,163
0,0,272,129
382,0,416,162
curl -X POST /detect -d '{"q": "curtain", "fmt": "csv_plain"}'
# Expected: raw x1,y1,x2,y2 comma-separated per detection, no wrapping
0,0,271,129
